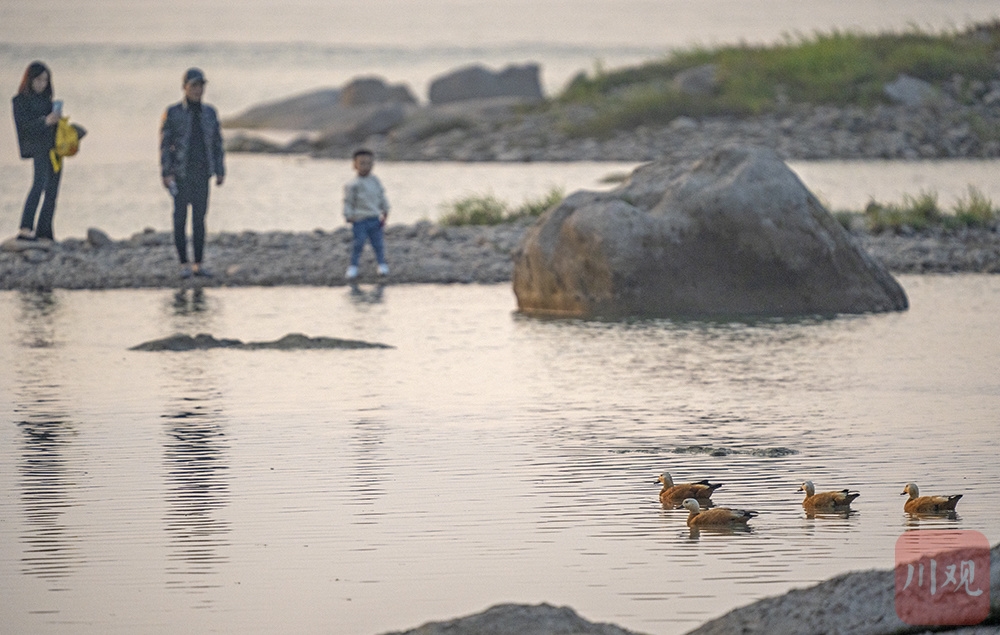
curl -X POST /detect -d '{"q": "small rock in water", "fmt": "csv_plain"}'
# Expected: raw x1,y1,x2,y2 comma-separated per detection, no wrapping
130,332,393,351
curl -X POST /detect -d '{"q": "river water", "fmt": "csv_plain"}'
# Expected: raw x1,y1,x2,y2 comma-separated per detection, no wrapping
3,2,1000,634
1,278,999,635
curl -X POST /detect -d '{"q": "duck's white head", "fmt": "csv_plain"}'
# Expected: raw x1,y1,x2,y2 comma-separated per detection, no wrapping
901,482,919,498
658,473,675,488
798,481,815,497
681,498,701,514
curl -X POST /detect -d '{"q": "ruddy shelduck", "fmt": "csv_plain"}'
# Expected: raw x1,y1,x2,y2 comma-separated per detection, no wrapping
656,472,722,505
798,480,860,511
901,482,961,513
681,498,758,527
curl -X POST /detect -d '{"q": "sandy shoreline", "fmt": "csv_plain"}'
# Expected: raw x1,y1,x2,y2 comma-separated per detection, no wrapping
2,221,1000,291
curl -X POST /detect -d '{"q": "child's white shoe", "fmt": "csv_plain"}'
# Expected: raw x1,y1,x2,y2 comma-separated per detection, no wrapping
346,265,358,280
377,263,389,276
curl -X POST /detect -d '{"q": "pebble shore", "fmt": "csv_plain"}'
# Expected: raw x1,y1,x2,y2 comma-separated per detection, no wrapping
2,220,999,291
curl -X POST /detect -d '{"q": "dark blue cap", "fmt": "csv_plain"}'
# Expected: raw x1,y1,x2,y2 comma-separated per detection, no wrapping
183,68,207,85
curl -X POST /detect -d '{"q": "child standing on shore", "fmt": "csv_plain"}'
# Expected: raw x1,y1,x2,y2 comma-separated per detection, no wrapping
343,148,389,280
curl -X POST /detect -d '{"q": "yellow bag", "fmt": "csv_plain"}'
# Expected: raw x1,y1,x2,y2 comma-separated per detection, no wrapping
50,117,82,172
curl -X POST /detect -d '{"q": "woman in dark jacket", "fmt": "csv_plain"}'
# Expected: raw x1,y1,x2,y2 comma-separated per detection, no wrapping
12,61,61,241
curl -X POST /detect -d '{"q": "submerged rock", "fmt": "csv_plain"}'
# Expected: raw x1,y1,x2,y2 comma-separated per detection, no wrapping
130,332,392,351
381,603,646,635
513,145,909,318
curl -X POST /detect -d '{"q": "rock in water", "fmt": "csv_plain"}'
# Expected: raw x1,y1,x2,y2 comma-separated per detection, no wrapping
513,145,908,318
130,333,392,351
380,602,646,635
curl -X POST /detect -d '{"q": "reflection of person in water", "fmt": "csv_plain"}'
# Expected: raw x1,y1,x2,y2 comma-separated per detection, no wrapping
172,287,206,314
349,282,384,303
14,290,82,582
162,369,230,584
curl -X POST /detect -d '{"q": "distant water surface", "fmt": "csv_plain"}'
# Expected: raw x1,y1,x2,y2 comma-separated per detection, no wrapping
3,155,1000,240
1,277,999,635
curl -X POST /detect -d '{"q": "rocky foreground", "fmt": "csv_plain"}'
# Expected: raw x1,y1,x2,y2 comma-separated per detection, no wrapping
380,542,999,635
2,221,1000,291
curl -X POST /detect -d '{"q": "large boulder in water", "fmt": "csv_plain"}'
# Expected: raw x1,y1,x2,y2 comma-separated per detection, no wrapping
513,145,908,318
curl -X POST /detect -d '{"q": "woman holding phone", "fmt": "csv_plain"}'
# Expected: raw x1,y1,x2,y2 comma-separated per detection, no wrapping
12,61,61,242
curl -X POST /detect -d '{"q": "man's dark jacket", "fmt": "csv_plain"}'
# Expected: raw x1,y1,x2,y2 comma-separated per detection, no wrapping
160,99,225,182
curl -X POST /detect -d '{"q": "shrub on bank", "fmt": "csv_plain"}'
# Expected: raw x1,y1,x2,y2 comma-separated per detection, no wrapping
859,186,997,233
439,187,565,226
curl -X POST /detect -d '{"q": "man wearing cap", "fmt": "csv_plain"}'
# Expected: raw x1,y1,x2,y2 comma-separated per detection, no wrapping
160,67,225,278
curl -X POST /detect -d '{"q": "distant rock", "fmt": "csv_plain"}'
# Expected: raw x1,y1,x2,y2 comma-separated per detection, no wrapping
428,64,544,105
224,133,290,154
223,76,416,131
380,603,646,635
312,102,411,150
513,145,909,318
86,228,113,248
389,98,522,144
224,88,341,129
130,332,393,351
884,74,937,108
673,64,719,96
340,76,416,107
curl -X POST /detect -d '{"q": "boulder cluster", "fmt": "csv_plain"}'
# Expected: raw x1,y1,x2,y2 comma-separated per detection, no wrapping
224,64,1000,163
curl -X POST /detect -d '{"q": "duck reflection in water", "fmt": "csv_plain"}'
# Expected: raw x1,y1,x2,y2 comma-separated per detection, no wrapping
805,508,858,520
687,524,755,541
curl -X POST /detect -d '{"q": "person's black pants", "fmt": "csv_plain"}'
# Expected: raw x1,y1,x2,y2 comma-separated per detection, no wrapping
21,152,62,240
172,177,210,264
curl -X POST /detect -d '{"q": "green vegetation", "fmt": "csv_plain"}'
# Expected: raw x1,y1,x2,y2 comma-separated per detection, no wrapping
557,21,1000,137
853,186,998,233
438,187,565,226
438,185,997,233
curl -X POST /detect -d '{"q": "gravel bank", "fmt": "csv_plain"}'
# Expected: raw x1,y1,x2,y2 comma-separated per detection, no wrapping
3,221,999,291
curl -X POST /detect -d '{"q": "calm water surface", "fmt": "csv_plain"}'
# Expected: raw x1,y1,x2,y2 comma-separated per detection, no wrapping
1,277,998,634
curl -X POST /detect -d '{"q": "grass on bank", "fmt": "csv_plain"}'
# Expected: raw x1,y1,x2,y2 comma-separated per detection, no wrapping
439,187,565,226
439,185,997,234
557,21,1000,136
835,186,999,233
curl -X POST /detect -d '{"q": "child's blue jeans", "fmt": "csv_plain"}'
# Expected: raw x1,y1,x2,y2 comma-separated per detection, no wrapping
350,217,386,267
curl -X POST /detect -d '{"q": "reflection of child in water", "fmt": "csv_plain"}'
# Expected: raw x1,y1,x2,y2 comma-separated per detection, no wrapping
343,148,389,280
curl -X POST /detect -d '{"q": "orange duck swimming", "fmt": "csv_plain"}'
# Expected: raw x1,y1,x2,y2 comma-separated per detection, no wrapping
656,472,722,506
